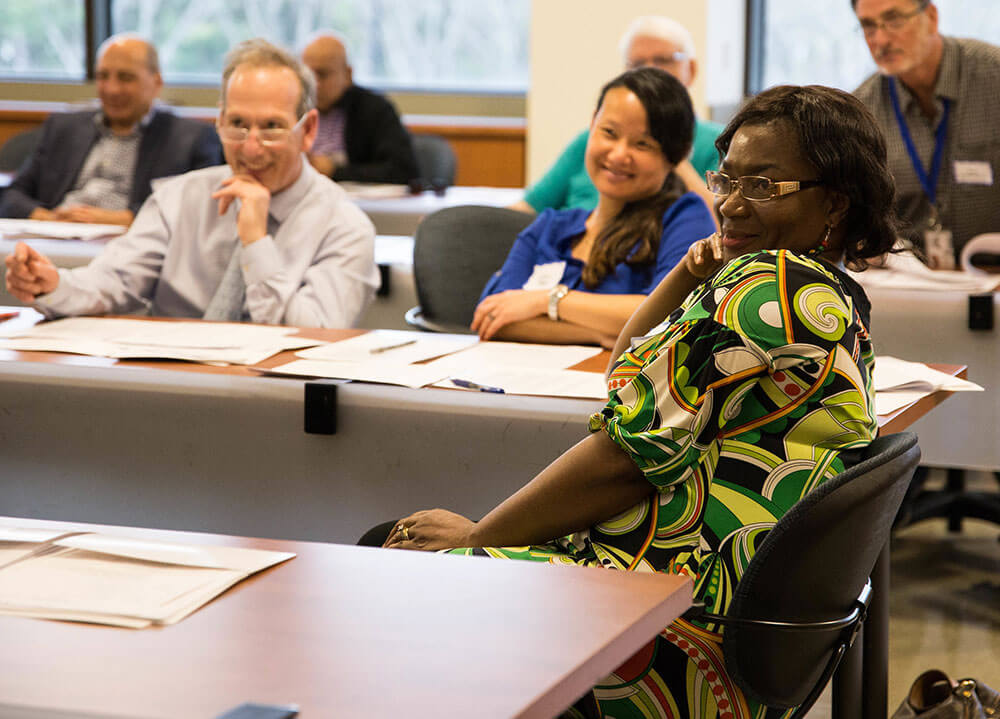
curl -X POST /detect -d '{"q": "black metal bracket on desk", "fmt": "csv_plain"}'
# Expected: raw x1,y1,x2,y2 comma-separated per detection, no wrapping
376,263,391,297
968,292,994,330
304,380,345,435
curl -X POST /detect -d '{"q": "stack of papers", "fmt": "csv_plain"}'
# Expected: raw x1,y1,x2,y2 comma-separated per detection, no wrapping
0,527,293,628
338,182,410,200
874,355,983,415
0,218,126,242
265,329,606,398
0,317,320,365
849,250,1000,292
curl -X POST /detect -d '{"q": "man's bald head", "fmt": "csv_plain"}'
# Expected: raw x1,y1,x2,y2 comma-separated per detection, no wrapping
302,33,353,112
95,34,162,132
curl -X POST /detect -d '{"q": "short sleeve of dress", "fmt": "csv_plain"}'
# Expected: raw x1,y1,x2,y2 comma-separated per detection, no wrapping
590,250,877,489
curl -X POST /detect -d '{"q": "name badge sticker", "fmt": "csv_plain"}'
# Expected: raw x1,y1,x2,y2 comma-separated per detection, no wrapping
522,261,566,290
953,160,993,186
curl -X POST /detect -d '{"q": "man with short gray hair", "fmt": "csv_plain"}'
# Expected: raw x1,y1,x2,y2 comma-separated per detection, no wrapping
5,38,379,328
853,0,1000,268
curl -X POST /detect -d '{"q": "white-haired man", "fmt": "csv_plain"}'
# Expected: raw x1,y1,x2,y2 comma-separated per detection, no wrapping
512,15,723,215
853,0,1000,268
5,38,379,328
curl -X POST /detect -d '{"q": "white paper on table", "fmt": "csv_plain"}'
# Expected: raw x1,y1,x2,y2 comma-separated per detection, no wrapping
0,218,126,242
875,389,931,416
339,182,410,200
873,355,983,393
0,530,294,628
296,329,478,364
0,317,319,365
433,366,606,399
849,250,1000,292
264,358,451,388
422,341,602,374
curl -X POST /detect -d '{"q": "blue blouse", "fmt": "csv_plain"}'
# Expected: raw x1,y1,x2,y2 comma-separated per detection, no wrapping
480,192,714,301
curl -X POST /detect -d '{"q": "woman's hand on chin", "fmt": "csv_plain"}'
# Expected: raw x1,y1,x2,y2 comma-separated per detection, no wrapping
471,289,548,340
383,509,478,551
684,233,725,280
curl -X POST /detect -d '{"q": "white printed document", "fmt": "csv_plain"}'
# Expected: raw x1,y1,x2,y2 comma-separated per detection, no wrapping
0,527,294,628
0,316,320,365
0,218,126,242
873,355,982,415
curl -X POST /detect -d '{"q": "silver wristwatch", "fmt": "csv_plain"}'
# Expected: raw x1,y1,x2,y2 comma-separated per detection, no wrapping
547,283,569,321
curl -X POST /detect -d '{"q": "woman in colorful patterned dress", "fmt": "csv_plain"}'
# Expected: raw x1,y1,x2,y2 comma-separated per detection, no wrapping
381,85,898,719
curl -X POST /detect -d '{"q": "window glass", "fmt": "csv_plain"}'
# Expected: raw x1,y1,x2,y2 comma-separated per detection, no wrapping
111,0,530,92
0,1,86,81
761,0,1000,92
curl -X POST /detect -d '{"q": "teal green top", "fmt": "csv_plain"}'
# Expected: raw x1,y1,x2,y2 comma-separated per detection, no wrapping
523,117,725,213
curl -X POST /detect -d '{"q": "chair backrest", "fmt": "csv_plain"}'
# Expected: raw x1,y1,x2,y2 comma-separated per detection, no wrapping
722,431,921,709
408,204,534,333
411,134,457,188
0,128,42,173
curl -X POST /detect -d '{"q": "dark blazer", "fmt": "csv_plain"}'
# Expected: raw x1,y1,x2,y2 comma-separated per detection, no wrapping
0,108,223,219
330,85,419,184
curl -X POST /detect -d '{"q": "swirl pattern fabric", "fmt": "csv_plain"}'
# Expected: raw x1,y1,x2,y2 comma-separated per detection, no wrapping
450,250,877,719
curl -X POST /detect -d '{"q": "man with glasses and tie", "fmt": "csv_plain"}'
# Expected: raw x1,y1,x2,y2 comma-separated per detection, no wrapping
853,0,1000,269
5,38,379,328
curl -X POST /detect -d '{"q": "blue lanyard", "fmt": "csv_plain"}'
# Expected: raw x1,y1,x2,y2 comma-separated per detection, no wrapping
888,77,950,207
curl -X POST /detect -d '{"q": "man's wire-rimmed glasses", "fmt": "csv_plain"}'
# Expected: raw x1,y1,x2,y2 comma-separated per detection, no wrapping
216,113,308,146
858,0,929,38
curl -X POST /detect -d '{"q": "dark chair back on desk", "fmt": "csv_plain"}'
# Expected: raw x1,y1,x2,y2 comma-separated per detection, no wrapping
410,133,457,189
405,204,533,333
0,128,42,173
684,431,921,719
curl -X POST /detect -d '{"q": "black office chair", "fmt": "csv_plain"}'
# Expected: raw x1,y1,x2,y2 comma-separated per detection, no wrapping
0,127,42,173
894,466,1000,534
410,133,457,189
683,431,921,719
404,204,533,333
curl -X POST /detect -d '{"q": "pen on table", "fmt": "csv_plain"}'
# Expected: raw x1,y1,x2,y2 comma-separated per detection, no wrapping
450,378,505,394
0,311,19,323
369,339,417,354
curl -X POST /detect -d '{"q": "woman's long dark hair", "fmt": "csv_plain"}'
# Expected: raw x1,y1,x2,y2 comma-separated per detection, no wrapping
583,67,695,289
714,85,898,268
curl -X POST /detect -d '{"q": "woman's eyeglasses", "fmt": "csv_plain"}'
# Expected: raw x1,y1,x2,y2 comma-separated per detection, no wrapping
216,114,308,146
705,171,823,202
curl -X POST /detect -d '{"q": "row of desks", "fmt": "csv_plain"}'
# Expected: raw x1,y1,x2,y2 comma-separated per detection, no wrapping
3,229,993,470
0,175,524,237
0,314,961,545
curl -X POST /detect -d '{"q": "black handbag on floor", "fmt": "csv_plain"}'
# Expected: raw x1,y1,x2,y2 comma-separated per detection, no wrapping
892,669,1000,718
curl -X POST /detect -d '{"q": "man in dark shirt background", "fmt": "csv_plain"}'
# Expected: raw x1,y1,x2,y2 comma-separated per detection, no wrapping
301,33,419,185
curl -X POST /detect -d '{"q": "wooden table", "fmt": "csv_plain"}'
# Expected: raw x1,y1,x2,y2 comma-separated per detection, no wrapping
0,516,692,719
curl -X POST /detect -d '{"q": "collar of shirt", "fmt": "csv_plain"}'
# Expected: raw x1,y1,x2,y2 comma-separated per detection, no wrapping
94,104,158,137
895,36,961,117
267,156,315,225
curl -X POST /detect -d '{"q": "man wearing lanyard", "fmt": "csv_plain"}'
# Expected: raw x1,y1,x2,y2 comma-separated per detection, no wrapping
853,0,1000,269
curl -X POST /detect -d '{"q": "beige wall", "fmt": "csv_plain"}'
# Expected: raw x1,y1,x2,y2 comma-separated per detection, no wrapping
528,0,713,183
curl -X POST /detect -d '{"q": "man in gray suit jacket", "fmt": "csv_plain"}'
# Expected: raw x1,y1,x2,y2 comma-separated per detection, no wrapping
1,34,222,227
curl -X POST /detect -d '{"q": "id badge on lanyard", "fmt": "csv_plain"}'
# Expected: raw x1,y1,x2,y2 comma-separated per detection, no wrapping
889,79,954,269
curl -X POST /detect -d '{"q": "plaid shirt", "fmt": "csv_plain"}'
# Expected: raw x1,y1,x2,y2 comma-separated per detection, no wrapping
855,36,1000,260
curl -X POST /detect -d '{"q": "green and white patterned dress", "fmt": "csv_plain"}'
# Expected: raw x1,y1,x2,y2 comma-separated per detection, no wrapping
451,250,878,719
